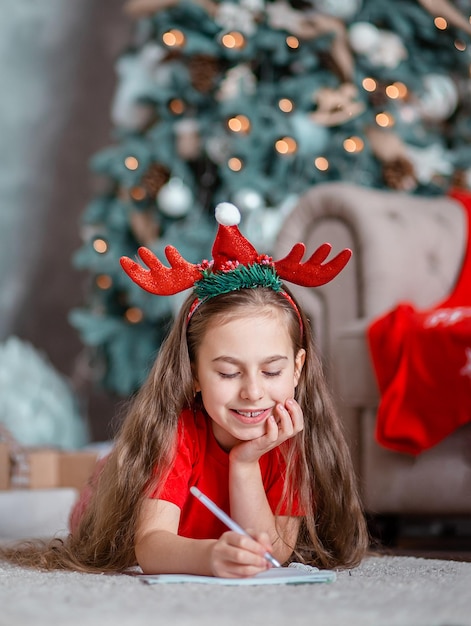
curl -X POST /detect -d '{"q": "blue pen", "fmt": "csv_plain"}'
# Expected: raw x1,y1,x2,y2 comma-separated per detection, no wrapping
190,485,281,568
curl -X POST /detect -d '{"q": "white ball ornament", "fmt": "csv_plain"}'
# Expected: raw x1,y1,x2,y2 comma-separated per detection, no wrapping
232,188,264,212
215,202,241,226
418,74,458,122
349,23,407,68
156,178,193,217
313,0,363,21
348,22,379,55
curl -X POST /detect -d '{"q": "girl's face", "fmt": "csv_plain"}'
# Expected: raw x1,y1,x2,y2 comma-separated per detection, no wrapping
193,309,305,451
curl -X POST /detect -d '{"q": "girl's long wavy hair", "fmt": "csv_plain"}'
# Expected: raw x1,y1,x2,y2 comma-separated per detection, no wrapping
0,286,369,572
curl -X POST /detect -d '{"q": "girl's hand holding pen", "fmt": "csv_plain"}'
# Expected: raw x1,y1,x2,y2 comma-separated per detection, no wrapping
190,486,282,577
210,530,274,578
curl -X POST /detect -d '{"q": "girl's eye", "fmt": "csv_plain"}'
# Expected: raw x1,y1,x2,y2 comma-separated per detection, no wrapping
219,372,239,379
218,370,282,378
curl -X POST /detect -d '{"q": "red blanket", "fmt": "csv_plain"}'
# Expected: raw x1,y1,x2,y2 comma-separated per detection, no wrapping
367,189,471,455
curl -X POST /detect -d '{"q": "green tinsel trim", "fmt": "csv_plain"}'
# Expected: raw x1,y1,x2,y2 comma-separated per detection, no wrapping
194,263,283,300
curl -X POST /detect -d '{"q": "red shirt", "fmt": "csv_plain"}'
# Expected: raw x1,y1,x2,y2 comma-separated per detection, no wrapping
149,408,299,539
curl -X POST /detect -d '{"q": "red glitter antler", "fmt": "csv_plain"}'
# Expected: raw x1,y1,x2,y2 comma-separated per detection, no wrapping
274,242,352,287
120,245,201,295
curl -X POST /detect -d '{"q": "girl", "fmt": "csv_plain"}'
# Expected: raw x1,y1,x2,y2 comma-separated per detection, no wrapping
1,205,369,576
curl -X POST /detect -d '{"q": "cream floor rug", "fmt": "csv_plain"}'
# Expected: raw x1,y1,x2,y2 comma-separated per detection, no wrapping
1,555,470,626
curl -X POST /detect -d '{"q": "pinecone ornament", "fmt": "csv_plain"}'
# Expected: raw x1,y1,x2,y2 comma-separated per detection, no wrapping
383,156,417,191
189,54,220,93
450,169,468,190
141,163,171,197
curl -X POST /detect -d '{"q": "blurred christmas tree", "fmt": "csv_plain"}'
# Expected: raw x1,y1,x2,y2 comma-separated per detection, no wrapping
70,0,471,395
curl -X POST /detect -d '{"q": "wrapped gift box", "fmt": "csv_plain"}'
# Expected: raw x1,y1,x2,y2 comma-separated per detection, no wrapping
3,448,98,491
0,442,9,490
58,451,99,491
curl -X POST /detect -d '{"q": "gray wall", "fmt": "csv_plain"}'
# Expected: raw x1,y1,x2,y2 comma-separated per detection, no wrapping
0,1,132,440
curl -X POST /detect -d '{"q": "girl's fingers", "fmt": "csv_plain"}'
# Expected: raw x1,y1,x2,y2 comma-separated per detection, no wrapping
264,401,303,446
227,532,272,566
265,414,280,438
249,530,273,555
276,404,293,434
283,399,304,433
273,400,303,436
212,532,270,576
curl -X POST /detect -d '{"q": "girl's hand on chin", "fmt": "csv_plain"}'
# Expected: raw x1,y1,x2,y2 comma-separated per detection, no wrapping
210,530,272,578
230,398,304,464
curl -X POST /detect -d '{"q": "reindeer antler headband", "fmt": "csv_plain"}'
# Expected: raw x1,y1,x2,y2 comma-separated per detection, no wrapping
120,203,352,329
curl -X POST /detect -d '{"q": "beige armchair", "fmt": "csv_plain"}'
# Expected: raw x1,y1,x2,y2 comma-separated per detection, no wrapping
275,182,471,517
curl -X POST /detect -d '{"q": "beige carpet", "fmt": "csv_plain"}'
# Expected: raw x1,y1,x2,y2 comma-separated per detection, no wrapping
1,555,470,626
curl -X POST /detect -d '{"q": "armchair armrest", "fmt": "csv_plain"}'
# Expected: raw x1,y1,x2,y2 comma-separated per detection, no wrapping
335,318,379,408
276,181,466,324
276,182,466,371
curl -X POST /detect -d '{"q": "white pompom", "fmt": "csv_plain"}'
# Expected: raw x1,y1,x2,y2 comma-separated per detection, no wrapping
215,202,241,226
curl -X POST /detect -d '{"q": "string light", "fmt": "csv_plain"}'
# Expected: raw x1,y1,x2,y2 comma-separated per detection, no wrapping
96,275,113,290
314,157,329,171
162,29,186,48
130,186,147,201
434,16,447,30
392,82,408,99
454,40,466,51
362,77,377,92
124,156,139,171
227,115,251,133
385,84,400,99
278,98,294,113
93,238,108,254
228,157,243,171
275,137,297,155
168,99,185,114
376,112,395,128
221,31,245,49
343,137,364,153
125,307,144,324
286,36,299,49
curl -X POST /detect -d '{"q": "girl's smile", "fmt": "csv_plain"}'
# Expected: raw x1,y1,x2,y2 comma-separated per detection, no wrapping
230,407,273,424
193,308,305,451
